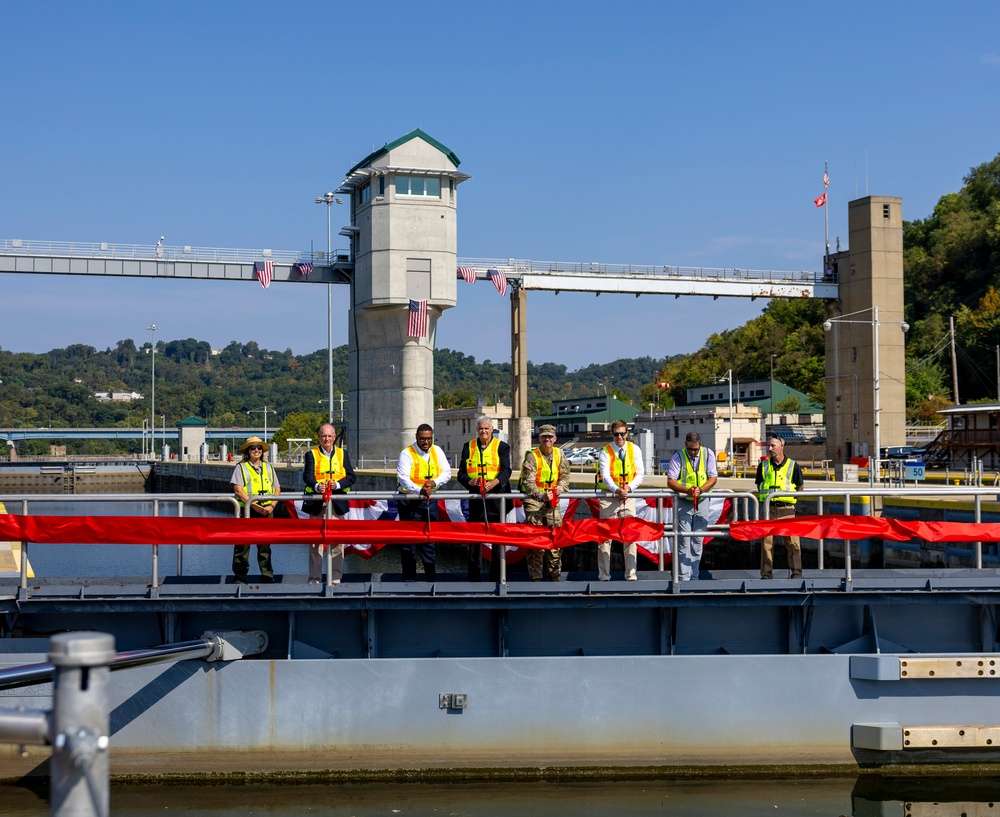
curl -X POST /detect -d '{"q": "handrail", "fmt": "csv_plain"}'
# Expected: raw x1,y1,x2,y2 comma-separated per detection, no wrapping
6,485,1000,591
1,493,241,589
0,630,268,693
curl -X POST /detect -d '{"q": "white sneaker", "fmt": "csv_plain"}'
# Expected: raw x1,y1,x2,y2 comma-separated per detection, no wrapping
332,579,341,585
308,578,320,585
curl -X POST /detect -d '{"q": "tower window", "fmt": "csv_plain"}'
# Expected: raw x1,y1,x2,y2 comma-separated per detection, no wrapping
396,176,441,197
883,204,890,219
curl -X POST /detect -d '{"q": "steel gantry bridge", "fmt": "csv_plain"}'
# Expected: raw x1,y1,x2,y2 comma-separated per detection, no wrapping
0,239,837,299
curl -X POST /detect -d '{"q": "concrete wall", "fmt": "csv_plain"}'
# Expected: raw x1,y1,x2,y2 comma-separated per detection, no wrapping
825,196,906,463
347,133,466,462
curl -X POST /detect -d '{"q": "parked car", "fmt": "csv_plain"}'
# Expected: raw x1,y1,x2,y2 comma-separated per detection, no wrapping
564,450,596,466
773,430,807,443
882,445,918,460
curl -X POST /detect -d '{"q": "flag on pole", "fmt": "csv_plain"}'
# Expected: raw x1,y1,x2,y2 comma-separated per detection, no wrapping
458,266,476,283
254,260,274,289
813,192,827,208
487,268,508,296
407,299,428,338
296,262,314,276
823,171,829,189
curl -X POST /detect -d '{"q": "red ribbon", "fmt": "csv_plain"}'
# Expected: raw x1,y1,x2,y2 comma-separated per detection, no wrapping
0,514,664,551
730,514,1000,543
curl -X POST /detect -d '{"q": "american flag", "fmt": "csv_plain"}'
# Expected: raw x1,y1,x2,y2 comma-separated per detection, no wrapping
458,266,476,283
813,192,827,208
254,260,274,289
296,262,314,276
487,268,508,296
407,299,428,338
823,171,829,189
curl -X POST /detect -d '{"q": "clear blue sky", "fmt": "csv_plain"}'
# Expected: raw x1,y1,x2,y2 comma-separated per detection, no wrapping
3,1,999,371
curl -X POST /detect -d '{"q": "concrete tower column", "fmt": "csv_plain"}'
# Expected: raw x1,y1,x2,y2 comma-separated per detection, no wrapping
824,196,906,464
338,131,470,462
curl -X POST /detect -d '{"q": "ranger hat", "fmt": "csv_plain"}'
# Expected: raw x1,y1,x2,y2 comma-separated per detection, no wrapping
538,424,557,437
240,435,266,453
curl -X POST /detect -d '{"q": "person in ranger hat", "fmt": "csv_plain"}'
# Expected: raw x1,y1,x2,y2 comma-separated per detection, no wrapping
519,424,570,581
230,436,281,584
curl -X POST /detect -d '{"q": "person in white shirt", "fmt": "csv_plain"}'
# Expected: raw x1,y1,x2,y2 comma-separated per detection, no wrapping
396,423,452,581
596,420,645,581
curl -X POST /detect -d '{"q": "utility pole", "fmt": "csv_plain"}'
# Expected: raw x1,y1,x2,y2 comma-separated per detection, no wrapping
950,316,960,405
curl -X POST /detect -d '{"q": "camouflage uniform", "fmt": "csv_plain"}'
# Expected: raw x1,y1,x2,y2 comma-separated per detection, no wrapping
520,444,571,581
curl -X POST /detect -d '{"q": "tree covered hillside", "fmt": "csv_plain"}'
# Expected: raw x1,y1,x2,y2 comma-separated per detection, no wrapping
643,152,1000,421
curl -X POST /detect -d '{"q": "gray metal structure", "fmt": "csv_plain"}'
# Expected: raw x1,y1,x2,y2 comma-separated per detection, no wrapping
0,239,835,300
4,488,1000,777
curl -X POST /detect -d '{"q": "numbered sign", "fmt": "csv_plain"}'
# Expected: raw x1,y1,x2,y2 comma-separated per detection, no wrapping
904,461,926,481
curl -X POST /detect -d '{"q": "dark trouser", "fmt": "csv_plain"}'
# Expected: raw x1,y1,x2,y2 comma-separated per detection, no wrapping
467,494,502,581
398,499,437,581
233,507,274,580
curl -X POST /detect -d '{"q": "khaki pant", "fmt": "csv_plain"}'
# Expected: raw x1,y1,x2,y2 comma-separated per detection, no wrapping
308,509,345,582
760,502,801,579
598,495,637,580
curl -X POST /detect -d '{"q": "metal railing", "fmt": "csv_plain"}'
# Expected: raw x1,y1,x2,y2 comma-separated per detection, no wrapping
3,493,241,589
456,257,830,284
6,484,1000,592
0,629,267,816
0,238,348,266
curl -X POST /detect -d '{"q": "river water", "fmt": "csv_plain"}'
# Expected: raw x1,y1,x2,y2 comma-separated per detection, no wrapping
0,776,967,816
5,776,1000,815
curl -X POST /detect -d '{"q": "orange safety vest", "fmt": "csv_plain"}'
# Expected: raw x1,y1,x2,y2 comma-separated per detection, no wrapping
305,447,348,494
464,438,501,482
403,444,443,492
597,442,637,490
523,447,563,490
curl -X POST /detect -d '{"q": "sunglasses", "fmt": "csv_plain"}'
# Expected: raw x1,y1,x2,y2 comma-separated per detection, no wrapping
612,432,627,437
247,445,263,451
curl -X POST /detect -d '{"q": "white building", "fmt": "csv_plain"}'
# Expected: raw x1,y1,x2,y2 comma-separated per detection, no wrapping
433,401,512,463
633,403,764,472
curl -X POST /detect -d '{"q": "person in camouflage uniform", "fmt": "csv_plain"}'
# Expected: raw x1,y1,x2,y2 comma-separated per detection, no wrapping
519,424,571,581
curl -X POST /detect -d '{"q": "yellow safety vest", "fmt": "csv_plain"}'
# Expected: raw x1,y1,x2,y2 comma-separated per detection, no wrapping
522,447,563,490
403,444,443,492
464,438,501,482
305,446,348,494
679,449,708,490
238,461,276,507
758,457,798,504
597,442,637,490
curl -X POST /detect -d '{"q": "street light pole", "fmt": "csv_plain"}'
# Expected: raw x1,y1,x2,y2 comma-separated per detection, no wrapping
315,193,342,425
147,324,158,459
247,406,275,443
769,353,777,428
714,370,734,469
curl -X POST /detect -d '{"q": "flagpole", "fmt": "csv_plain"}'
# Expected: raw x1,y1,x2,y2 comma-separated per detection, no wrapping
823,161,830,275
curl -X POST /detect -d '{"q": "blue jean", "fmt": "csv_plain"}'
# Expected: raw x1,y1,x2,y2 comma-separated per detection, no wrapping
675,498,709,580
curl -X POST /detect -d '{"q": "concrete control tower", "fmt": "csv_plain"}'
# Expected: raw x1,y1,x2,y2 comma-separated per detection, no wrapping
338,130,470,461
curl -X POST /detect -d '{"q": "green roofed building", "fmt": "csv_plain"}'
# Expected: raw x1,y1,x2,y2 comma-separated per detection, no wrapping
686,379,823,427
176,415,208,462
534,394,638,436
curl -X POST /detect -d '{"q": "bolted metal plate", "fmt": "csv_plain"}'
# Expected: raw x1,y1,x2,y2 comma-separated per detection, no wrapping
900,657,1000,679
902,725,1000,748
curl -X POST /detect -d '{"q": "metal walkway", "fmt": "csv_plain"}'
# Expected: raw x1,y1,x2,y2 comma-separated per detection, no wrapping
0,239,837,300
